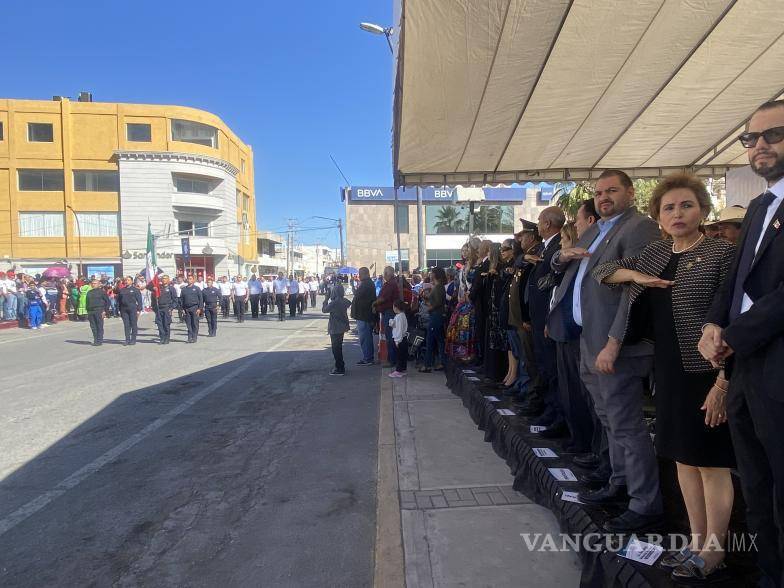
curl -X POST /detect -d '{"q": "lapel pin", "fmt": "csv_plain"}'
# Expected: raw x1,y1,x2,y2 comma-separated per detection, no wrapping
774,219,781,230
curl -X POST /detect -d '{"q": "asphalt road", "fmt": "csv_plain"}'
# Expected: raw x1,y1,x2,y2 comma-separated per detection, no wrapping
0,305,380,587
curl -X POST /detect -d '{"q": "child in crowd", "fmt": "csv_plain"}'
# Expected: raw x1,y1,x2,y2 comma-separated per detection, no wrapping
322,283,352,376
389,299,409,378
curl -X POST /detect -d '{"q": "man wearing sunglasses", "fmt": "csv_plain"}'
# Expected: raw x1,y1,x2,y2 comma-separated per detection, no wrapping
700,100,784,588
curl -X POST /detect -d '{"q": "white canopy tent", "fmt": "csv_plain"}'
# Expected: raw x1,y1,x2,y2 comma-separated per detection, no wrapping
392,0,784,187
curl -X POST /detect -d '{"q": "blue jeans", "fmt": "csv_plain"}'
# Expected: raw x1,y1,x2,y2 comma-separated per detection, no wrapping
357,319,375,362
28,303,43,328
425,311,446,368
5,294,17,320
383,310,396,364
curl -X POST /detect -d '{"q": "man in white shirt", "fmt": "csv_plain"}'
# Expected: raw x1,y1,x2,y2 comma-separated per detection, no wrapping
272,272,289,321
218,276,233,317
287,275,299,318
308,277,319,308
173,275,185,323
248,274,262,319
297,278,307,315
261,277,273,315
232,275,249,322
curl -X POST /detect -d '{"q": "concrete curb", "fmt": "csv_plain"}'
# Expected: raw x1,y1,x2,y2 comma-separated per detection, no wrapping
373,369,405,588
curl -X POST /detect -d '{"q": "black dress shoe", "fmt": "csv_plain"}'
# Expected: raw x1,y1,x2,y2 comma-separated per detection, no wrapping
517,403,543,417
530,414,556,427
578,469,611,488
502,387,519,397
578,484,628,505
539,422,569,439
603,509,663,533
573,453,601,469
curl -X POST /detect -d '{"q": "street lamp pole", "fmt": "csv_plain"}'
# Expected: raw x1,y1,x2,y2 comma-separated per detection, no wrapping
66,205,83,277
313,216,345,267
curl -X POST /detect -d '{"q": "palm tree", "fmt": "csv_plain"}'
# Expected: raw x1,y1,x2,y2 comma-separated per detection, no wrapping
433,206,466,233
553,182,592,220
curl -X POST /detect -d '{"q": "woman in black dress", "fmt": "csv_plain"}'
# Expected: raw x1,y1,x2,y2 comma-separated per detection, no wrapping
594,173,735,582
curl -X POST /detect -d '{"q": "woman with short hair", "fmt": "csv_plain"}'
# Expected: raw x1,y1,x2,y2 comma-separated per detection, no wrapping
593,173,735,582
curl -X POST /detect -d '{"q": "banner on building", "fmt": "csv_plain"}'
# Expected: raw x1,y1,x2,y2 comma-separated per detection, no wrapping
346,183,555,204
385,249,410,263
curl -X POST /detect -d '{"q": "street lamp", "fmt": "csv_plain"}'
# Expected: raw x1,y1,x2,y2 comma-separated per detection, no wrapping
65,205,83,278
359,22,394,54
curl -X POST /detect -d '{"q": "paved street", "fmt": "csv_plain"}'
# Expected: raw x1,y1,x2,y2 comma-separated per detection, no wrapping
0,308,379,587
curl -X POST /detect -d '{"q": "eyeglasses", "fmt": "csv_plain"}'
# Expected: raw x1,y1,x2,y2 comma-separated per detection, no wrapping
500,246,513,251
738,125,784,148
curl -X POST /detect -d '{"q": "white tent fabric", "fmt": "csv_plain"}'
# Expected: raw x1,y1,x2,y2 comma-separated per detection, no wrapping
393,0,784,186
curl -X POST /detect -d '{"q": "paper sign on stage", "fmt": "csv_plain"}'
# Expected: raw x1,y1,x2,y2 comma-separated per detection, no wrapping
548,468,578,482
619,539,663,566
532,447,558,458
560,491,583,504
497,408,516,416
529,425,546,433
483,395,500,401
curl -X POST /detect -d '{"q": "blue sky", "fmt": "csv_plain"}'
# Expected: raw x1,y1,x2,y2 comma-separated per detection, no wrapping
3,0,395,248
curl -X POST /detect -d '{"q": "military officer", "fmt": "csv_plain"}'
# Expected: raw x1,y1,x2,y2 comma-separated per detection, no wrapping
180,274,204,343
150,274,179,344
202,276,221,337
117,276,143,345
85,278,111,346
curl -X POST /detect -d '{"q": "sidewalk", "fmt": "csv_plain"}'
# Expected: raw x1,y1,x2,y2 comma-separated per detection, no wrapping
379,368,581,587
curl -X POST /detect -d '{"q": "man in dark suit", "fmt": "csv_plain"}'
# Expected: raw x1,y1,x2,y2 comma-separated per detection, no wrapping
550,170,661,533
469,241,491,367
525,207,566,434
700,100,784,588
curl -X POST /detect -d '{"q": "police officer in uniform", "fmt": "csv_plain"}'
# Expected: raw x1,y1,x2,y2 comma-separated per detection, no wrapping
85,278,110,346
180,274,204,343
117,276,143,345
202,276,221,337
150,274,179,344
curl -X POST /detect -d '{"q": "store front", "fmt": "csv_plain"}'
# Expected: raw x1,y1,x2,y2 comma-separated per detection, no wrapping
175,254,215,280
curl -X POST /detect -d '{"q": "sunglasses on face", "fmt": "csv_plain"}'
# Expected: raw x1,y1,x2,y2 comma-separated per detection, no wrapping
500,246,513,252
738,125,784,148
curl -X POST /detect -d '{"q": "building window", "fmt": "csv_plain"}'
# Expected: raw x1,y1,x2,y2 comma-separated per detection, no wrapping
242,194,249,211
241,159,246,174
425,204,470,234
19,212,65,237
0,122,4,141
395,204,409,233
173,175,212,194
178,220,209,237
426,249,463,268
242,212,250,244
27,122,54,142
171,119,218,148
73,170,120,192
18,169,65,191
126,123,152,142
474,205,515,234
75,212,119,237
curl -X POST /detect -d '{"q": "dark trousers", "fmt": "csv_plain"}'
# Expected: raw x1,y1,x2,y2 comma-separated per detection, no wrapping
298,294,306,314
533,325,564,425
556,338,595,453
310,291,316,308
276,294,287,320
155,308,172,342
205,305,218,336
220,296,230,318
184,306,200,341
425,312,446,368
383,310,396,364
395,338,408,372
120,307,138,343
260,293,268,314
88,310,104,344
250,293,260,318
235,298,245,322
330,333,345,371
289,297,298,317
728,359,784,587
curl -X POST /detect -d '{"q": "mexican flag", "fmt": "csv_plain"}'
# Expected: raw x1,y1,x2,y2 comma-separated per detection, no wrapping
145,222,160,297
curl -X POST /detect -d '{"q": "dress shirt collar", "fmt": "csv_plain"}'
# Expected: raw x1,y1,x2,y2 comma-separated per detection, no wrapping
597,211,624,231
767,176,784,201
542,234,557,249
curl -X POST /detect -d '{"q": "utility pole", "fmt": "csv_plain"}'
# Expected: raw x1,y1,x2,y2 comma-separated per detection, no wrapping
337,218,345,267
286,218,295,276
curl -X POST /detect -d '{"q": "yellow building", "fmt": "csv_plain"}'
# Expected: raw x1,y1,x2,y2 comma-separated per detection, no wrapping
0,95,257,278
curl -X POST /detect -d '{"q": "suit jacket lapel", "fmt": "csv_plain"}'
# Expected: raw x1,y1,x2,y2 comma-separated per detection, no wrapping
750,197,784,273
585,207,636,272
551,228,596,309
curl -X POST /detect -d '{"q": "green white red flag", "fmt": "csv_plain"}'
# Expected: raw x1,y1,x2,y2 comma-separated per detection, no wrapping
145,222,160,297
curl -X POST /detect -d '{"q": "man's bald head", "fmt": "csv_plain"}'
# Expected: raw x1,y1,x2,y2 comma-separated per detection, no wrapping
537,206,566,240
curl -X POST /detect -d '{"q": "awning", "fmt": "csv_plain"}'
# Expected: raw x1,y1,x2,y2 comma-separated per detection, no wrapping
393,0,784,186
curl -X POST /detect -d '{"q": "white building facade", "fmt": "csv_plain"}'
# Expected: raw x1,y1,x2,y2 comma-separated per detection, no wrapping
117,151,250,279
